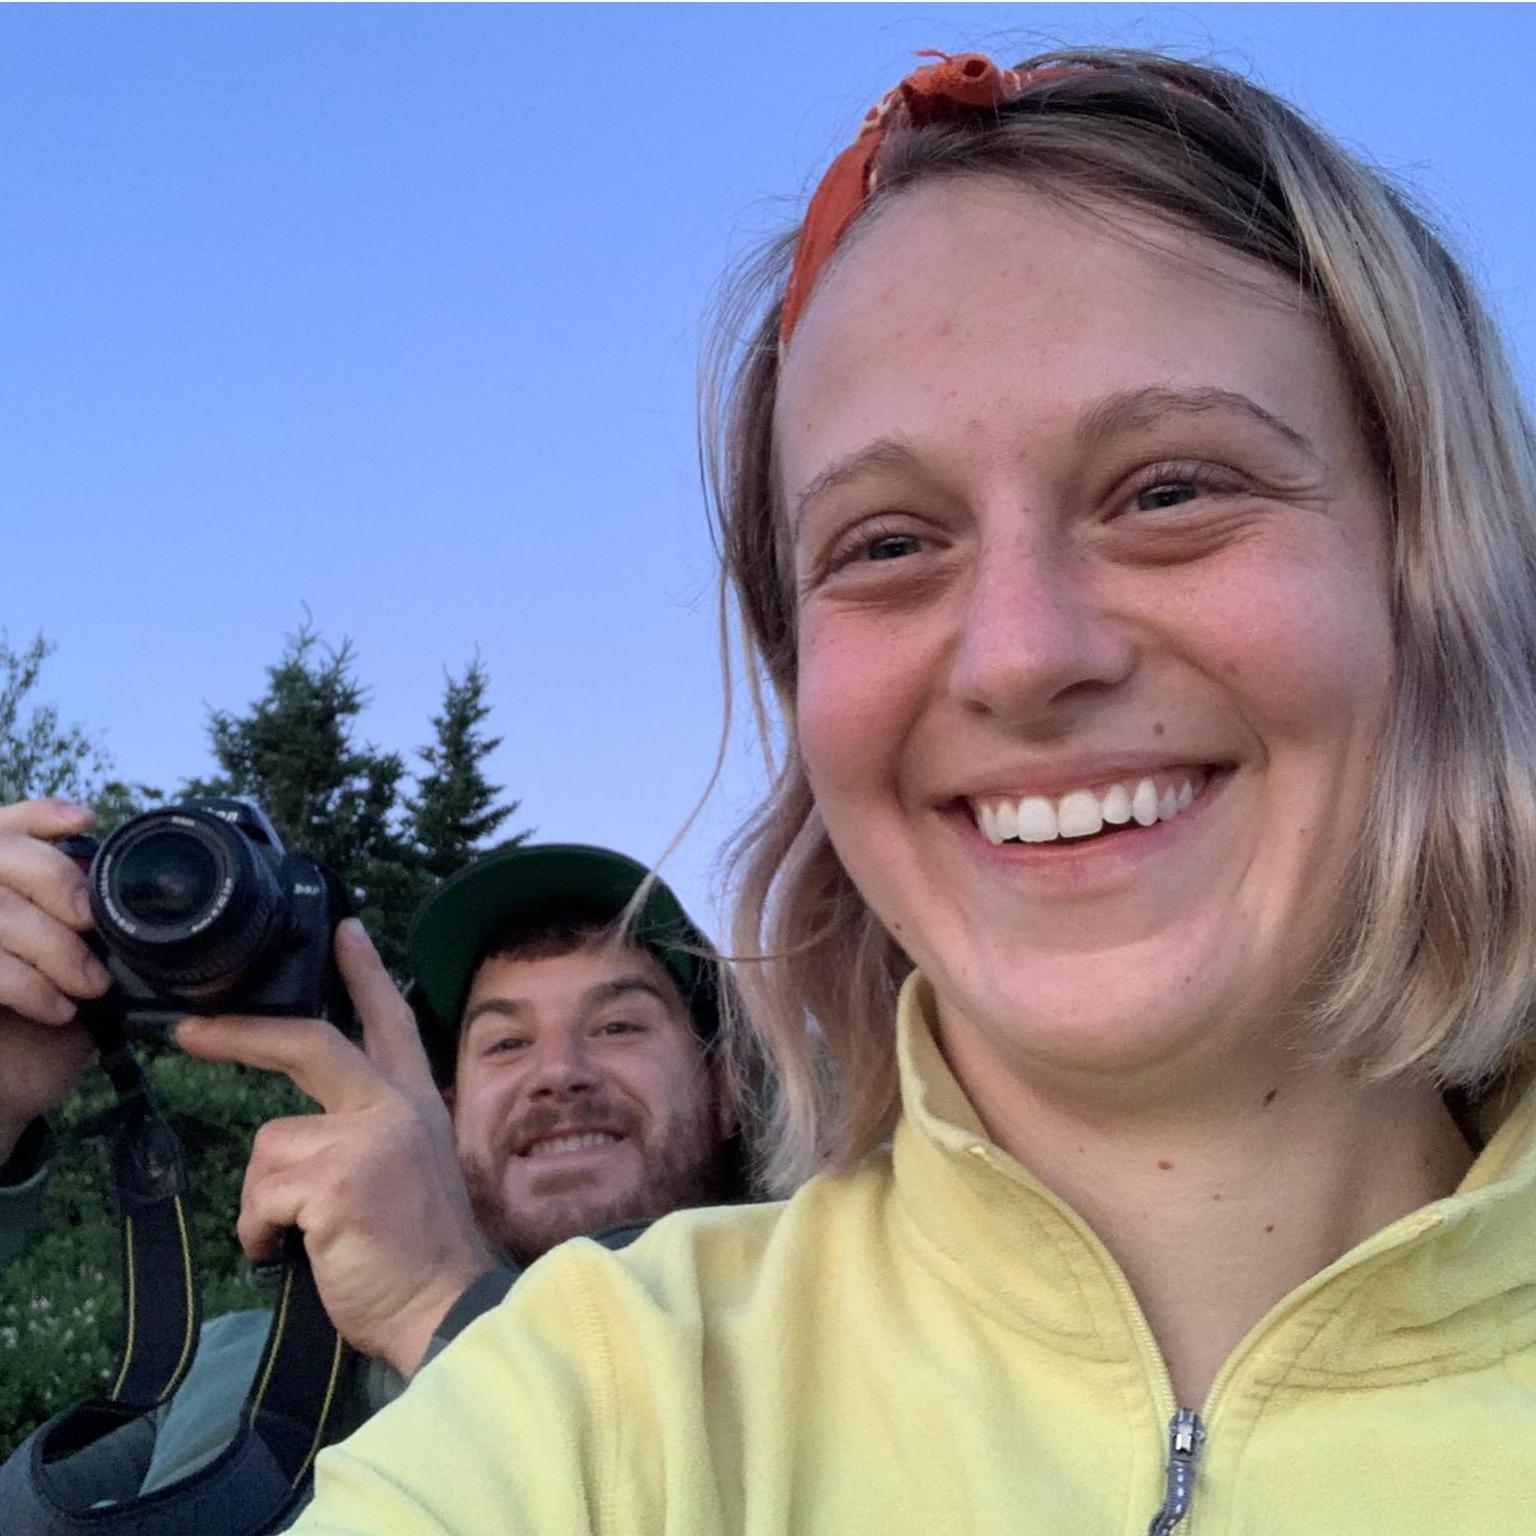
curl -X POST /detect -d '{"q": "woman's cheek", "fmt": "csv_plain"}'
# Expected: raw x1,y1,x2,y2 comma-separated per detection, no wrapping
1180,555,1393,747
795,615,909,797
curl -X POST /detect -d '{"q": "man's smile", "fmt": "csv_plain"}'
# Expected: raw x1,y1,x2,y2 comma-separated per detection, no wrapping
516,1129,629,1161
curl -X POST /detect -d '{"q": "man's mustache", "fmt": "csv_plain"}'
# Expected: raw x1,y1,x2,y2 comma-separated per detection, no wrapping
494,1097,643,1163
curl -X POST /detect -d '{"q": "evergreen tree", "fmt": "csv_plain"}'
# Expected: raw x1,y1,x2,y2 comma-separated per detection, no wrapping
0,632,108,803
87,779,166,834
405,656,528,884
187,622,414,970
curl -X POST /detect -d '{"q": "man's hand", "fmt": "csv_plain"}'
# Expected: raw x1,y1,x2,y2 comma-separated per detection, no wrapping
0,799,109,1165
176,919,497,1379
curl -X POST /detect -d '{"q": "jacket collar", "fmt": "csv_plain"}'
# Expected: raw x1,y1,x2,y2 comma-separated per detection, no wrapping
888,971,1536,1381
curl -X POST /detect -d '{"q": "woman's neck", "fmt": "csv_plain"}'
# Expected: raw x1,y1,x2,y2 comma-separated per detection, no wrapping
942,1031,1475,1408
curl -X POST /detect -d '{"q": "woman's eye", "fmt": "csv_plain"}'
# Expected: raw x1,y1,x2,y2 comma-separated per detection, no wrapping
485,1036,529,1057
820,525,927,576
1134,480,1202,512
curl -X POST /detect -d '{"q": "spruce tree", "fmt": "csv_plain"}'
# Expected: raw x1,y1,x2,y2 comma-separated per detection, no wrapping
405,656,527,886
87,779,166,833
187,622,415,970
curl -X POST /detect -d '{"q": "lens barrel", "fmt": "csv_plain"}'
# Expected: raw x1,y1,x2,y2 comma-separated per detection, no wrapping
91,807,289,997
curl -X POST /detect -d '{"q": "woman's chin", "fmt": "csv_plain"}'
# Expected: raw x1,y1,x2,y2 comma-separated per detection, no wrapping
927,940,1272,1087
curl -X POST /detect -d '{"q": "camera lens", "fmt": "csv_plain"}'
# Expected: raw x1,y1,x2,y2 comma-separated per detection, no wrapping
115,831,221,928
92,807,288,998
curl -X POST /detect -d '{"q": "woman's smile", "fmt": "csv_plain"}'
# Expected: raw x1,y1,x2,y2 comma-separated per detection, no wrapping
970,768,1209,846
953,760,1231,867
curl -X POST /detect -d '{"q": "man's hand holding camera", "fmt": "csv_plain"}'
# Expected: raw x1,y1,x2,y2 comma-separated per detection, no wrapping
0,799,107,1164
177,920,497,1380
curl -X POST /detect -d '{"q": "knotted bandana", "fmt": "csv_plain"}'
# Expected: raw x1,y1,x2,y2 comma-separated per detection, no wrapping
779,51,1089,353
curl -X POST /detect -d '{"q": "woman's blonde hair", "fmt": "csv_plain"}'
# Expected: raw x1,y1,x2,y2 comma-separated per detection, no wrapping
705,48,1536,1194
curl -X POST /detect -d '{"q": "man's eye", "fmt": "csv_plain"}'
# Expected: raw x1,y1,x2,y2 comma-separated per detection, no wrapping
598,1020,644,1037
865,533,924,561
484,1035,530,1056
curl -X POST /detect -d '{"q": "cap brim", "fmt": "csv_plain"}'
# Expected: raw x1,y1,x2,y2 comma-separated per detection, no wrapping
407,844,716,1067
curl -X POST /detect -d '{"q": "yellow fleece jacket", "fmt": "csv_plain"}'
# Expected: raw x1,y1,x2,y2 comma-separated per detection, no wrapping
294,976,1536,1534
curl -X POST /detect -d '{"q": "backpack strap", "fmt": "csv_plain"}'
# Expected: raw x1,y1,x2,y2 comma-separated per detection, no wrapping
0,1010,354,1535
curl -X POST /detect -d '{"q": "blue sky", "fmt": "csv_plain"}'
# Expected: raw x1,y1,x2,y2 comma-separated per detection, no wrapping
4,3,1533,934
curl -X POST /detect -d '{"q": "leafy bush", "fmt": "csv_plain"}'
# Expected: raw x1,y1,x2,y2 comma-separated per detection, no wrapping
0,1054,308,1457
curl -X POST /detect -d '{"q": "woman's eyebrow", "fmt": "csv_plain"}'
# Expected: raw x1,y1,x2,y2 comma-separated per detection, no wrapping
791,437,924,534
1077,385,1321,465
790,390,1320,535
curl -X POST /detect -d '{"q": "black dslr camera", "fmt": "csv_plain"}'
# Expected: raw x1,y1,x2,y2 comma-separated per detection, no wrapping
61,797,351,1036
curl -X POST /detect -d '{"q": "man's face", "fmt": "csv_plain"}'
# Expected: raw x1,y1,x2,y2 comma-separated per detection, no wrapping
448,942,725,1266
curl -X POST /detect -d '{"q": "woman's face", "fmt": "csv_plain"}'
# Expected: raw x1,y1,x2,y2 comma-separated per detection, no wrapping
778,179,1394,1094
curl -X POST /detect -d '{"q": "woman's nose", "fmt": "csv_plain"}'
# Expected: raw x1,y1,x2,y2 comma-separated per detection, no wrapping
948,533,1136,724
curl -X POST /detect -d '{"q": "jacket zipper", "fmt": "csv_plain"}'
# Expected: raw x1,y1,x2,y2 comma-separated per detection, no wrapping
964,1130,1450,1536
963,1144,1210,1531
1145,1408,1206,1535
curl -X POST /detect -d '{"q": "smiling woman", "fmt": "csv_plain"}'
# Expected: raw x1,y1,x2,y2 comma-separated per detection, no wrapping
294,47,1536,1536
719,59,1536,1213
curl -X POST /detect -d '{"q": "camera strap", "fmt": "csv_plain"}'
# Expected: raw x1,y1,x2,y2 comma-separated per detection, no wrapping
0,1012,355,1535
92,1019,200,1408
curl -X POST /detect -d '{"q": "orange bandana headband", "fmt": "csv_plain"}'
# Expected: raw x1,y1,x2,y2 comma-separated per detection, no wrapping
779,52,1090,353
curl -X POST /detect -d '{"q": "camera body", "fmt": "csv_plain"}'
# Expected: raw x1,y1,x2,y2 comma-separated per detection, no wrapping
63,797,351,1036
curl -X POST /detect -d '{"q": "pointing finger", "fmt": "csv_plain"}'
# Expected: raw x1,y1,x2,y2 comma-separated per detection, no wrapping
334,919,436,1093
175,1011,386,1114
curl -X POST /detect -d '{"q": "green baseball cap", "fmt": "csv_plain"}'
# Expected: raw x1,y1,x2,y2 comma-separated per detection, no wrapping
406,843,721,1080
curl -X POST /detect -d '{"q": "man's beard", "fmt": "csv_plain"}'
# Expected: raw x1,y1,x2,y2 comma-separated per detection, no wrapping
460,1088,727,1269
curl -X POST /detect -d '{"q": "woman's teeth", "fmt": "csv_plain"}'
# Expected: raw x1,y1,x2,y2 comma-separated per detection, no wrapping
972,773,1205,846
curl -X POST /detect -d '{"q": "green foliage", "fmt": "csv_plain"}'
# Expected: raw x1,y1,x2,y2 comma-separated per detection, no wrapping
0,632,109,803
88,779,166,835
0,632,161,830
0,1056,309,1459
406,655,525,881
390,656,529,962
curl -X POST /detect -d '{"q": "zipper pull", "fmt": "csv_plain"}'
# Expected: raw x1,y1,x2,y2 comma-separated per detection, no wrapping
1146,1408,1206,1535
